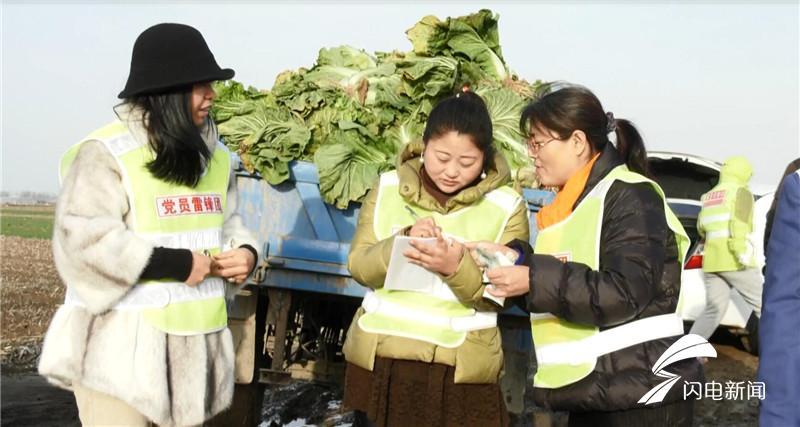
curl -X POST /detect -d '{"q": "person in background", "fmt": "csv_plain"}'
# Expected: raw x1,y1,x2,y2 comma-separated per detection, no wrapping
689,156,762,340
342,89,529,427
38,23,257,426
757,165,800,426
473,85,701,426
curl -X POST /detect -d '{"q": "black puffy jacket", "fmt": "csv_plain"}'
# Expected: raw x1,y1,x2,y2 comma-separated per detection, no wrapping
512,144,703,412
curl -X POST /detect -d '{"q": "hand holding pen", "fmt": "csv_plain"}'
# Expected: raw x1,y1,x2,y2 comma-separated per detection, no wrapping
405,205,442,239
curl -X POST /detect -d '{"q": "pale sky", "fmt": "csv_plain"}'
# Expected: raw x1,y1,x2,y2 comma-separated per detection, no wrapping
2,1,799,193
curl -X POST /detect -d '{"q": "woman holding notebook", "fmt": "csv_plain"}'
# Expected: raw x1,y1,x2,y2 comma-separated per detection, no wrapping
342,88,529,427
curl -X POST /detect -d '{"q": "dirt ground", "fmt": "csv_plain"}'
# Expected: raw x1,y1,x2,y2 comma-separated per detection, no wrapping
1,236,64,372
1,373,79,426
0,236,761,426
695,344,761,427
1,235,75,426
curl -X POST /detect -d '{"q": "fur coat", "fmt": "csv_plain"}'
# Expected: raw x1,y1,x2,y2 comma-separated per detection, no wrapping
38,106,258,426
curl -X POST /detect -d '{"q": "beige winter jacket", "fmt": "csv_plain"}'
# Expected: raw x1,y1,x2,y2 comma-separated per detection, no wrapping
342,142,530,384
38,105,257,426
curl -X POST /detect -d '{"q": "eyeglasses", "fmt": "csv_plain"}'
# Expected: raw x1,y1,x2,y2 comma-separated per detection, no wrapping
526,136,561,152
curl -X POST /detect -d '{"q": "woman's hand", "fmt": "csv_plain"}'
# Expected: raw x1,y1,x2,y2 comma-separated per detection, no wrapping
464,241,519,268
187,252,213,287
211,248,256,284
404,227,464,276
485,266,531,297
408,217,440,238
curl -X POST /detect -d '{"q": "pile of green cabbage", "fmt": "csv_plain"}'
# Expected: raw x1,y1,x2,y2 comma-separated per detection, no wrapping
212,9,543,209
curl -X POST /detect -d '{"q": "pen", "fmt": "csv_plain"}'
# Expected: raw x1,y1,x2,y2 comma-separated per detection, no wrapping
404,205,420,220
405,205,450,244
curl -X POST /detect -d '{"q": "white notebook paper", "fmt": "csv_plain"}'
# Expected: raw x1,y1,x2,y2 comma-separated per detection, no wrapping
384,236,440,293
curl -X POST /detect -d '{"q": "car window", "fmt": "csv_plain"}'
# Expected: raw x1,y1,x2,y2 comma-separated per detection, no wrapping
649,157,719,201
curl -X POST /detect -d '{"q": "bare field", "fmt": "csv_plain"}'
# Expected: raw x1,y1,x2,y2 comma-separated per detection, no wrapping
1,235,63,371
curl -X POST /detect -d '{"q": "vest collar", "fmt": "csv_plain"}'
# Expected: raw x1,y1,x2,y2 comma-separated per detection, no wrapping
574,143,624,210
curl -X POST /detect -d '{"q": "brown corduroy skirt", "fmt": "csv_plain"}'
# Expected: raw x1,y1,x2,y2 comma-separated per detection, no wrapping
344,358,509,427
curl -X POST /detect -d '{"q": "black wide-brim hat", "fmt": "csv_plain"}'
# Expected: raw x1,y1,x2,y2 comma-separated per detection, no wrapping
118,23,234,99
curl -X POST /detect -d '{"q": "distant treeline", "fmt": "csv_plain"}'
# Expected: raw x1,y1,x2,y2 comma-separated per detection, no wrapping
1,191,57,205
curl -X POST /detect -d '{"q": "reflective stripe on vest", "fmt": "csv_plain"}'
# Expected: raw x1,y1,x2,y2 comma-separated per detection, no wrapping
705,230,731,240
698,182,754,271
697,213,731,227
531,165,690,389
66,278,225,310
360,291,497,331
358,170,521,348
535,313,683,366
60,121,231,335
141,228,224,252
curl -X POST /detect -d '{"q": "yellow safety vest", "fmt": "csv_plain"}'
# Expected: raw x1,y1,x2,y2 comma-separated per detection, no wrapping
60,121,230,336
697,182,754,271
357,170,521,348
532,165,690,389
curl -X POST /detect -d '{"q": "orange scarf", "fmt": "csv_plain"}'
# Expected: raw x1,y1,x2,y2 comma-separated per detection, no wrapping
536,154,601,230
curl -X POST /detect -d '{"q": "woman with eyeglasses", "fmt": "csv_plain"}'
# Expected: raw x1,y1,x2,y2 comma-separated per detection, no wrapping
471,85,703,426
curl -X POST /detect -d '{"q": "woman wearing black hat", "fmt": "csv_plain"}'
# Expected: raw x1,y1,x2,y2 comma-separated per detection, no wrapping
38,23,258,426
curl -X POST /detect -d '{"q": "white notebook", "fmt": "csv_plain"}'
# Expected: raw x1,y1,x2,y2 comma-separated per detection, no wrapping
384,236,440,293
384,236,509,307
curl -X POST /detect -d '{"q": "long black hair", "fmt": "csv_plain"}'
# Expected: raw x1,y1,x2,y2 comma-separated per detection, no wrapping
423,89,495,171
122,86,211,187
520,84,652,177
